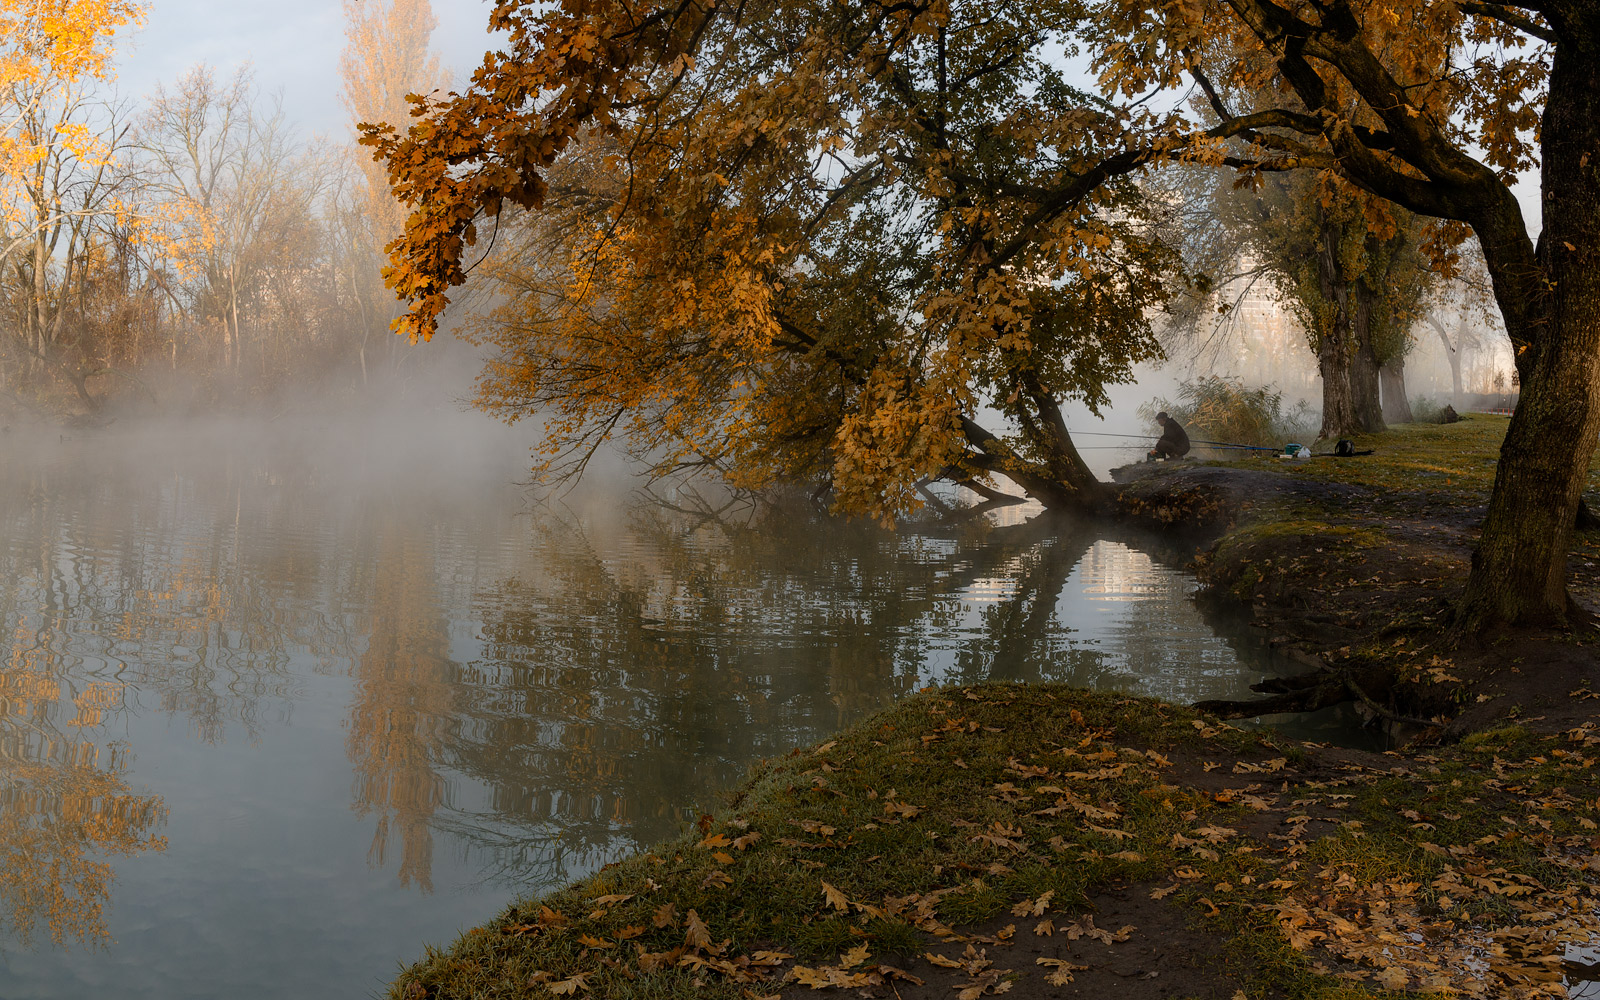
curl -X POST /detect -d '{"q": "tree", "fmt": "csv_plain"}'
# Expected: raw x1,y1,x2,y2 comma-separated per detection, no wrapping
1087,2,1584,627
0,0,145,408
338,0,450,383
1216,169,1436,437
361,0,1304,518
136,66,332,381
368,0,1592,628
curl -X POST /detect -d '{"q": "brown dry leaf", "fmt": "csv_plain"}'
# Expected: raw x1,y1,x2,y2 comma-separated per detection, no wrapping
548,972,591,995
591,893,633,906
876,964,925,985
1011,890,1054,917
925,951,964,969
733,832,762,850
1150,885,1178,899
684,909,712,951
577,933,613,949
839,942,871,969
615,924,646,940
789,965,878,990
712,850,736,865
652,902,678,928
1034,918,1055,937
1037,957,1088,986
821,881,850,913
538,905,570,927
1232,758,1288,774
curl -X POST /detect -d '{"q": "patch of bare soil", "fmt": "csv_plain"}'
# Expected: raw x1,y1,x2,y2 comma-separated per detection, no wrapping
776,888,1250,1000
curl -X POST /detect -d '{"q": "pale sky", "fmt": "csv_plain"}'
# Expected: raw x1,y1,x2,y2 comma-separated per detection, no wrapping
108,1,1543,234
112,0,500,139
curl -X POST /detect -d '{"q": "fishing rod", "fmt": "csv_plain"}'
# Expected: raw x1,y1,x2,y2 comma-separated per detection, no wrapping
1066,429,1284,453
1072,443,1276,452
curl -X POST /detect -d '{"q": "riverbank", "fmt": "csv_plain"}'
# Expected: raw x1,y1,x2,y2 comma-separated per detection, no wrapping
385,416,1600,1000
387,682,1600,999
1112,414,1600,735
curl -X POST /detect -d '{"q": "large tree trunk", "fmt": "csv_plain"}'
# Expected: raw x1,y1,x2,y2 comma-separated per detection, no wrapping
1459,37,1600,628
1379,357,1413,424
1314,223,1385,439
1316,326,1362,439
1350,286,1387,432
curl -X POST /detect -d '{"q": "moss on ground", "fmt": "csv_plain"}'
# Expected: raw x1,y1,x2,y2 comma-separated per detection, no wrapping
388,684,1600,1000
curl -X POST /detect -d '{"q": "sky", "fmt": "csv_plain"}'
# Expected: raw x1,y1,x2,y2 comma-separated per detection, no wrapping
107,0,1543,232
111,0,501,140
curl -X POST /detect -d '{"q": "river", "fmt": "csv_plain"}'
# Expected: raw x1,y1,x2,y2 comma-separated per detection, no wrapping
0,406,1344,999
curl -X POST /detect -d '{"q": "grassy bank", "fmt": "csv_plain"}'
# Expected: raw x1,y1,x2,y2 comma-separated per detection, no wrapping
388,683,1600,1000
387,417,1600,1000
1114,415,1600,729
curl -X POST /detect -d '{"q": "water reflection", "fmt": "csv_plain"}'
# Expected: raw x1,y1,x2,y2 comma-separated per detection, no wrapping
346,523,454,892
0,417,1296,1000
0,538,169,948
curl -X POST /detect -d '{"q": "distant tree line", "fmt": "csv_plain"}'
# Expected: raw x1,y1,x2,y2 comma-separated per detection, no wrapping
0,0,447,417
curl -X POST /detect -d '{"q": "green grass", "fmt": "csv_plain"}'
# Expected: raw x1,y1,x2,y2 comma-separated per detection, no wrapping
388,684,1600,999
1266,414,1600,503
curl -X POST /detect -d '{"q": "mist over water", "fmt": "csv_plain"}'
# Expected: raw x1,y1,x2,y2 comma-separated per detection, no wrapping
0,380,1334,1000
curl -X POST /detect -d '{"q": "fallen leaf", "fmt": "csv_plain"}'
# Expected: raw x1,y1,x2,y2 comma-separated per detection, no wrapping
653,902,678,928
684,909,711,951
821,881,850,913
839,943,870,969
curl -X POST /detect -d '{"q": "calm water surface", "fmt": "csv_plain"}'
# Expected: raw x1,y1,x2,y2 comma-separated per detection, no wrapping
0,410,1307,999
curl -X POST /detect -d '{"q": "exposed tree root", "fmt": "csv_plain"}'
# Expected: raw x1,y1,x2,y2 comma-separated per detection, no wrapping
1193,665,1438,728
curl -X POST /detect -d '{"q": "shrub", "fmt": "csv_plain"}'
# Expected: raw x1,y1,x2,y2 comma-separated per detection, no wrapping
1410,396,1447,424
1139,376,1315,448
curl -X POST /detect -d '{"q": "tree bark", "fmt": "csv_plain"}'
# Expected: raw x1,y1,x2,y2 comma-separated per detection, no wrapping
1316,324,1362,439
1315,223,1360,439
1379,357,1413,424
959,410,1104,512
1313,222,1387,438
1351,285,1387,431
1459,32,1600,628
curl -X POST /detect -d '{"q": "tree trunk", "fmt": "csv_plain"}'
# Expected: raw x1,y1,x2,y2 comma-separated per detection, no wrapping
1427,315,1464,407
1313,222,1376,439
1459,37,1600,628
959,410,1104,511
1350,286,1387,432
1316,327,1360,439
1379,358,1413,424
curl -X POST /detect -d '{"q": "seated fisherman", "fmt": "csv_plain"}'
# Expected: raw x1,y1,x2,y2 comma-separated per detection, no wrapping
1148,411,1191,460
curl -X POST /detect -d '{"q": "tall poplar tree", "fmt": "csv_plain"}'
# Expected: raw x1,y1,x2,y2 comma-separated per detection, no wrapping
338,0,450,382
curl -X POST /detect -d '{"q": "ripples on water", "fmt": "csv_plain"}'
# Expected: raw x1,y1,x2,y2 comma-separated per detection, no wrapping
0,410,1304,999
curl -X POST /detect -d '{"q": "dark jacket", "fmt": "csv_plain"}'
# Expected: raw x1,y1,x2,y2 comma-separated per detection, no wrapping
1157,418,1190,457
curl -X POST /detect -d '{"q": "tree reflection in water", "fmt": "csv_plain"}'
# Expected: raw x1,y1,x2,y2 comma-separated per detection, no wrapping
0,568,168,948
408,497,1193,888
0,424,1286,949
345,521,454,892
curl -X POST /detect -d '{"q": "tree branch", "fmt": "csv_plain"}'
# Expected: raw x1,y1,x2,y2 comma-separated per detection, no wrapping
1457,2,1557,43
